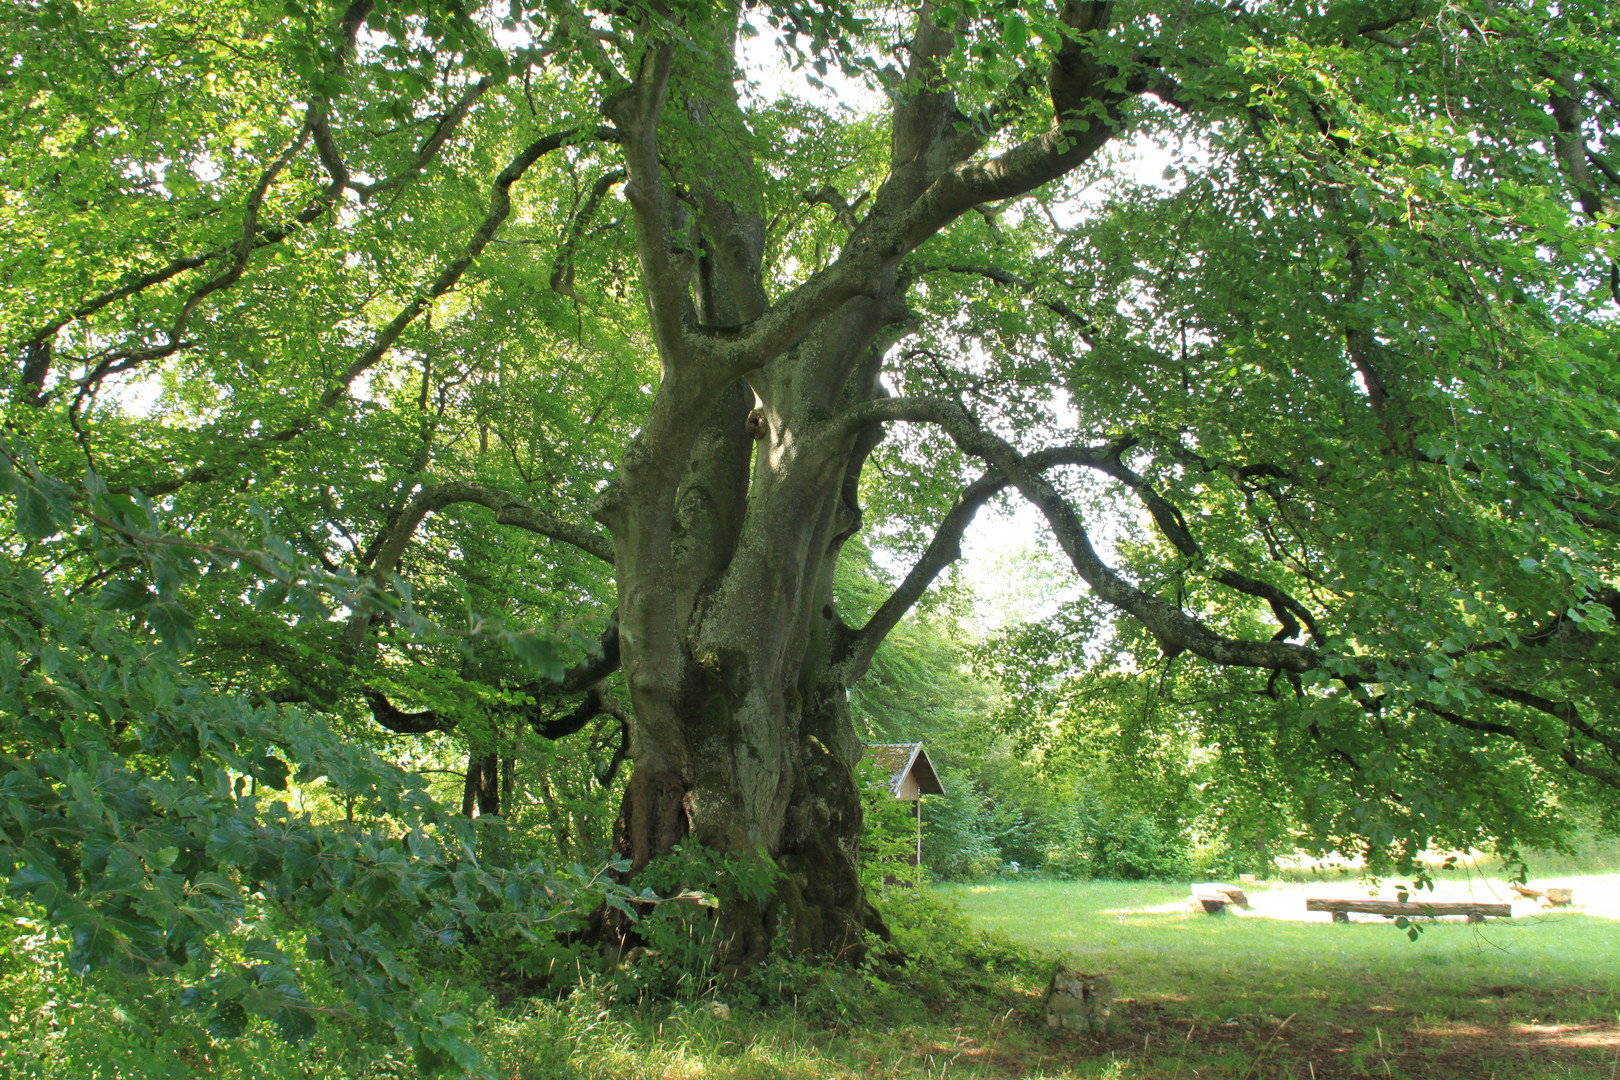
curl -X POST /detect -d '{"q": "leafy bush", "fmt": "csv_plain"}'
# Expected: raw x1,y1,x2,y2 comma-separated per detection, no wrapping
605,843,775,1002
1043,800,1192,880
0,451,630,1075
920,768,1005,880
859,756,924,891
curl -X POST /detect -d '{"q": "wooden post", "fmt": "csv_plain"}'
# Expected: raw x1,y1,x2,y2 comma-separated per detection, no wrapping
915,798,922,867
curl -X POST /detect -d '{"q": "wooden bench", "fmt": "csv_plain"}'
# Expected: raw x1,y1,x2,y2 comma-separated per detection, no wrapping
1306,898,1512,924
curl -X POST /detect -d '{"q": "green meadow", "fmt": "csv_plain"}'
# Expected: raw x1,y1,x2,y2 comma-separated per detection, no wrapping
939,865,1620,1079
468,868,1620,1080
9,869,1619,1079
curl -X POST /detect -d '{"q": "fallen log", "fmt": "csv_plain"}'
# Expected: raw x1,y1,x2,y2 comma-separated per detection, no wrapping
1509,883,1574,907
1307,898,1511,923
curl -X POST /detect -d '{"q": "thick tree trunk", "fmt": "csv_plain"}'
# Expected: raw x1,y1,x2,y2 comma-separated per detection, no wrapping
601,289,903,964
588,0,1071,963
608,668,883,964
462,750,500,818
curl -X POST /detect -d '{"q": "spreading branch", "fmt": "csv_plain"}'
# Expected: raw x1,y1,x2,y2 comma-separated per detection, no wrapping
551,168,627,300
347,479,613,641
319,125,620,409
364,618,623,746
842,396,1319,671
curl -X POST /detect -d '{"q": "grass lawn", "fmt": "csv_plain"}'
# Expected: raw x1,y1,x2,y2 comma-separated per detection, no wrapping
939,867,1620,1079
11,862,1618,1079
467,861,1620,1080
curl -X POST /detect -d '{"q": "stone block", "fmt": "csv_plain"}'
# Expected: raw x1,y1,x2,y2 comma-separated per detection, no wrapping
1043,965,1114,1034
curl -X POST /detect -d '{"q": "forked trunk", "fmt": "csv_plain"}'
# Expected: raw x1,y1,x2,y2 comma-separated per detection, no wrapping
597,287,905,965
586,0,1060,963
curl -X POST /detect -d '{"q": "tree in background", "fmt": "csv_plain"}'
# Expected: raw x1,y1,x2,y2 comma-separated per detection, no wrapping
5,0,1620,978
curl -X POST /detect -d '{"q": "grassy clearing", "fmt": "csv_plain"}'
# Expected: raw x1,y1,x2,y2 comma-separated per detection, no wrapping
460,863,1620,1080
9,867,1618,1078
485,873,1620,1080
941,868,1620,1079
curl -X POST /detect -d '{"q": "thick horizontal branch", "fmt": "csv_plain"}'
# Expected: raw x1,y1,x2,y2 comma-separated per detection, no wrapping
369,480,612,576
1413,698,1520,740
845,403,1620,791
1078,451,1324,646
367,690,447,734
1337,656,1620,791
848,397,1318,671
363,617,621,739
536,685,611,740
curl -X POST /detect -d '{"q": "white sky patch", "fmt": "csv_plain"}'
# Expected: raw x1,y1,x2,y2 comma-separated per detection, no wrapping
960,499,1080,633
101,368,168,418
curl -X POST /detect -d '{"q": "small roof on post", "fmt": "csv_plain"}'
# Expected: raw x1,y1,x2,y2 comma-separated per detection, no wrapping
865,742,945,801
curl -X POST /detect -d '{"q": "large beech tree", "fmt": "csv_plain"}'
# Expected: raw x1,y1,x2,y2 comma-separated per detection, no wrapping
6,0,1620,962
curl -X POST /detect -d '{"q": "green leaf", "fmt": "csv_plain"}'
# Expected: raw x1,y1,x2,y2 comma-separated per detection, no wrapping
504,631,565,680
16,486,59,539
97,579,153,612
1004,13,1027,53
253,755,290,791
147,603,198,654
273,1004,319,1043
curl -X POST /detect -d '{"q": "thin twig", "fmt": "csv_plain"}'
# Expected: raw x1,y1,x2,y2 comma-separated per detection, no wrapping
1240,1013,1295,1080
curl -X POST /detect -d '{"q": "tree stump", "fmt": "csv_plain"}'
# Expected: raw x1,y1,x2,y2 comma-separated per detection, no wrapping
1192,883,1249,912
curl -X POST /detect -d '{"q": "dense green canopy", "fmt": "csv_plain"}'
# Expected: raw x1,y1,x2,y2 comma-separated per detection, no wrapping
5,0,1620,1061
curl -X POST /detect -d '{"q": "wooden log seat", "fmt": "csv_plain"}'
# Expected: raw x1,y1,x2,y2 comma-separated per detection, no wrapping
1306,897,1512,924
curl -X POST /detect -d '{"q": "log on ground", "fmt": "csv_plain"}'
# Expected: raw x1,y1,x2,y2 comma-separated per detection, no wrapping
1306,898,1511,919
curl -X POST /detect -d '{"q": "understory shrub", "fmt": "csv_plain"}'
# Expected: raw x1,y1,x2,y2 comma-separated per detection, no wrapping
607,843,779,1002
921,767,1013,880
1043,800,1193,880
